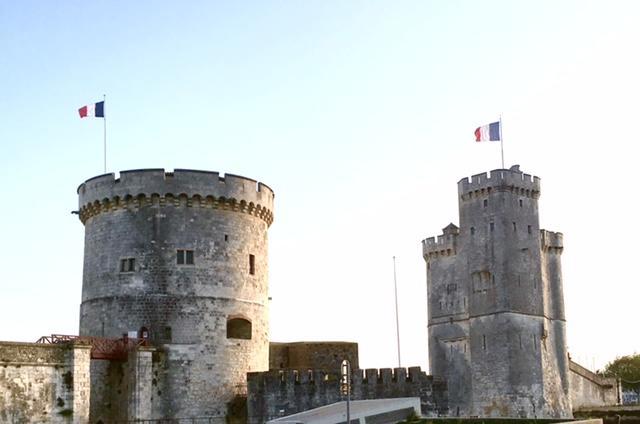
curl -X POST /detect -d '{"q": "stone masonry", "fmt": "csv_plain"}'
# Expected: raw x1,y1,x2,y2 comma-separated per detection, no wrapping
247,367,448,424
76,169,274,421
422,165,572,419
0,341,91,423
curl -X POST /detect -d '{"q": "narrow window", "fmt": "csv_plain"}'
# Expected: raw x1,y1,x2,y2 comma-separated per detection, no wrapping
519,334,523,349
249,254,256,275
164,326,172,342
519,199,523,207
227,317,252,339
533,334,537,350
482,335,487,350
528,225,532,234
186,250,194,265
512,222,517,232
177,250,184,265
489,222,494,232
439,301,442,310
224,234,229,242
470,227,475,235
483,199,488,208
128,258,135,271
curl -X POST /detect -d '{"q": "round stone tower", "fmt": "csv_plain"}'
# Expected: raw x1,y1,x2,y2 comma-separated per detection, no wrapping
77,169,274,420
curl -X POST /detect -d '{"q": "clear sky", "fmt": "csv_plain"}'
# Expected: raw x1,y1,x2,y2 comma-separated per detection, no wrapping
1,1,638,372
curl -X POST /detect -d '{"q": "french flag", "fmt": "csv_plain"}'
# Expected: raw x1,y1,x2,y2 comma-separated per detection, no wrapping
474,121,500,142
78,101,105,118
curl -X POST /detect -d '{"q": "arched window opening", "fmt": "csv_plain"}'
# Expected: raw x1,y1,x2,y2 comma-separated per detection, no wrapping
227,318,252,340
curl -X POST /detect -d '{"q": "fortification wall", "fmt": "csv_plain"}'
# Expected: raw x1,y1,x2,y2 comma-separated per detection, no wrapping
570,361,620,409
247,367,447,424
78,169,274,420
269,341,359,373
0,341,91,423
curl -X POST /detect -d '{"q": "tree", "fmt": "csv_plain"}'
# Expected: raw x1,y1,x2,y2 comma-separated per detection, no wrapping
603,354,640,391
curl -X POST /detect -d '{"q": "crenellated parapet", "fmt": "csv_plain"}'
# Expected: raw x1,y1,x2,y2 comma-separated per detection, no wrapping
457,165,540,202
247,366,448,423
77,169,274,226
541,230,563,253
422,224,459,260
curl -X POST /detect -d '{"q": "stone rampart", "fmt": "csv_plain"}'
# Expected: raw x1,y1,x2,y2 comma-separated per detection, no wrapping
247,367,448,423
77,169,274,226
570,360,620,409
0,341,91,423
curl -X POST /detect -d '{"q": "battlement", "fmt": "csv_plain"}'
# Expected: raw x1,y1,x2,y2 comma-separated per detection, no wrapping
422,225,459,259
247,366,448,421
248,366,438,387
77,169,274,226
458,165,540,200
541,230,563,252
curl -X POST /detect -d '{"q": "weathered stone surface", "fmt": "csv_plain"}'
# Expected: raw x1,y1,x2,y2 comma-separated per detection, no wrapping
422,166,572,418
269,341,359,373
570,360,621,409
0,341,90,423
247,366,447,423
77,169,274,421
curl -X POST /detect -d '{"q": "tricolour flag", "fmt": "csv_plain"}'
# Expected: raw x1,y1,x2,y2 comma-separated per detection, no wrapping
474,121,500,142
78,101,105,118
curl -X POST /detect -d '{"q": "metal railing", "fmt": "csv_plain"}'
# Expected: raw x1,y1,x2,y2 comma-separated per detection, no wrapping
36,334,149,360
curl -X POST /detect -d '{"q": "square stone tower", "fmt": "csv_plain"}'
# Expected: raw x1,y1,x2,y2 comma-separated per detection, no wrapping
422,165,571,418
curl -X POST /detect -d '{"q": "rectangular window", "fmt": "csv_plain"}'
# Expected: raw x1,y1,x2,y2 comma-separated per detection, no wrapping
177,249,194,265
483,199,488,208
120,258,135,272
249,254,255,275
512,222,517,232
489,222,494,232
528,225,532,234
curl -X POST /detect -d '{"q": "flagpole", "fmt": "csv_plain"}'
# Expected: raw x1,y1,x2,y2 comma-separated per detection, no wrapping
500,114,504,169
103,94,107,173
393,256,401,368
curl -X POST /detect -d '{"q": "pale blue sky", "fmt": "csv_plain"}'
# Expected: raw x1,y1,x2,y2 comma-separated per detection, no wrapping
1,1,638,371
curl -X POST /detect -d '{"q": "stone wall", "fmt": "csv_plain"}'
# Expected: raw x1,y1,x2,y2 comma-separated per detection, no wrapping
77,169,274,420
570,360,620,409
247,367,447,424
422,166,572,418
269,341,359,373
0,341,91,423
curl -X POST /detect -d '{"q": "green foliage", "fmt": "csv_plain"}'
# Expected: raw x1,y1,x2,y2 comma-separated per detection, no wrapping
603,353,640,390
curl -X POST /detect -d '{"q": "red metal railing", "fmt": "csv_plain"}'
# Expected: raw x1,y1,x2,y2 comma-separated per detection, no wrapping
35,334,149,361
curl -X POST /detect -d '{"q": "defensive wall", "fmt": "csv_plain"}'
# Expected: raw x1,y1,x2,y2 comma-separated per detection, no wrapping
247,366,448,424
570,360,621,409
0,341,91,423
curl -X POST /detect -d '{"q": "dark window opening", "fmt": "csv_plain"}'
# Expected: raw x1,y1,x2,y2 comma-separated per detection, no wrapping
227,317,252,340
482,335,487,350
249,254,256,275
164,326,172,342
177,249,194,265
483,199,488,208
224,234,229,242
139,326,149,340
512,222,517,232
470,227,475,235
489,222,494,232
120,258,135,272
528,225,532,234
519,199,523,207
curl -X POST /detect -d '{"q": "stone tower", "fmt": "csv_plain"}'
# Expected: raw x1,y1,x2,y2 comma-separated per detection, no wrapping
422,165,571,418
77,169,274,420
